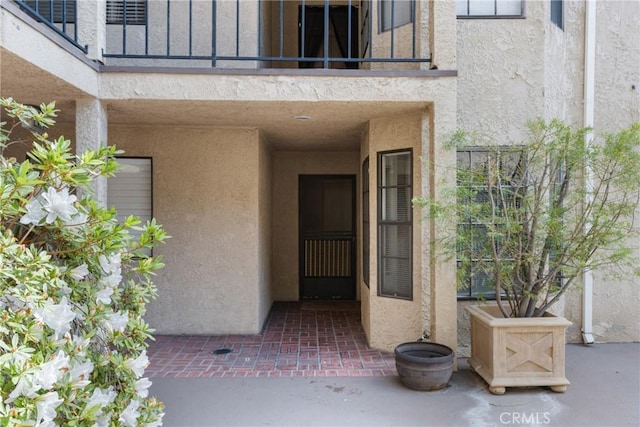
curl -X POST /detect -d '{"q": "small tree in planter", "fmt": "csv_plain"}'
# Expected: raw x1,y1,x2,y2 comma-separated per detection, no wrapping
416,119,640,394
0,99,168,425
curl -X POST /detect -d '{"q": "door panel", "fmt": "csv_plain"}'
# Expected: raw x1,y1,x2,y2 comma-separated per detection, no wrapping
299,175,356,300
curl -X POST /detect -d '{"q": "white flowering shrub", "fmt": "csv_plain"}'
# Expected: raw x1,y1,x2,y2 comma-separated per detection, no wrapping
0,99,168,426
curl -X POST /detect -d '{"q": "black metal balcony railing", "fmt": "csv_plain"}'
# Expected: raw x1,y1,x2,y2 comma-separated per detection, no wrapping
14,0,431,69
16,0,87,53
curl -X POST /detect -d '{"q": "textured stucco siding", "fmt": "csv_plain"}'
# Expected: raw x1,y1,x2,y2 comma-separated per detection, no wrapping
359,127,372,341
257,131,274,328
456,0,640,348
588,0,640,343
110,125,266,335
271,151,360,301
456,1,546,141
364,113,424,351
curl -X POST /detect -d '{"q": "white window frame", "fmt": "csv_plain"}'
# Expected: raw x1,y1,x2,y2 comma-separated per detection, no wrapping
456,0,525,18
377,149,413,300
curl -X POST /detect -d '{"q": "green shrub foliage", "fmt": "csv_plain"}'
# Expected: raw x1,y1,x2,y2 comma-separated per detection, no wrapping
0,98,168,426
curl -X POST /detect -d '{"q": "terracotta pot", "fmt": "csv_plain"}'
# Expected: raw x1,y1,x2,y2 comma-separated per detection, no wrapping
394,342,454,391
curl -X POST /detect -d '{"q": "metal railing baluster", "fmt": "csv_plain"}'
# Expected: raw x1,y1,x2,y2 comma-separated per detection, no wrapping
212,0,216,66
323,0,329,69
12,0,432,69
166,0,171,56
189,0,193,56
122,0,127,54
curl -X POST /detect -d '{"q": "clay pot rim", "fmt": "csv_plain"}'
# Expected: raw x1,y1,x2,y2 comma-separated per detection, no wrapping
394,341,455,364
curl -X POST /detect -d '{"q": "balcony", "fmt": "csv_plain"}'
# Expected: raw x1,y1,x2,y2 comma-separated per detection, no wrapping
14,0,431,70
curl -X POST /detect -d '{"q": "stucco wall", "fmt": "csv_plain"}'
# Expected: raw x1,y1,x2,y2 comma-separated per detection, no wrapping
456,1,546,141
364,113,423,351
271,151,360,301
359,126,372,340
542,0,584,125
258,131,274,328
110,125,268,335
456,0,640,347
588,0,640,343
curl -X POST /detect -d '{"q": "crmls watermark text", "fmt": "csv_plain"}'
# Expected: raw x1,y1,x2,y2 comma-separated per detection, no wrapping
500,412,552,425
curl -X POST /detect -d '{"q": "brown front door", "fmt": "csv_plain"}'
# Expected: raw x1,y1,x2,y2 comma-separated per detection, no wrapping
299,175,356,300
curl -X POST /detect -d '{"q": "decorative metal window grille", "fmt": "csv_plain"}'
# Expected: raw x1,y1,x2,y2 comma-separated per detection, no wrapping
456,0,524,17
378,150,412,300
106,0,147,25
456,147,526,299
23,0,76,24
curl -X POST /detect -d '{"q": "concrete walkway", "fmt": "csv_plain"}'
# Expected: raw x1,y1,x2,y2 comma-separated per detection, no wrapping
149,343,639,427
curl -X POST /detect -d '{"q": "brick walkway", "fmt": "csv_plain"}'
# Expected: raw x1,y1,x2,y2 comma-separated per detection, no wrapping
146,301,397,378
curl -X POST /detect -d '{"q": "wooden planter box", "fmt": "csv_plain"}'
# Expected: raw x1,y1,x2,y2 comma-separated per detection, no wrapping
466,305,572,395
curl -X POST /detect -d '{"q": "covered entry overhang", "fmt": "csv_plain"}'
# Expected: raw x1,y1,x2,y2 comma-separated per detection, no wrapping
1,16,458,352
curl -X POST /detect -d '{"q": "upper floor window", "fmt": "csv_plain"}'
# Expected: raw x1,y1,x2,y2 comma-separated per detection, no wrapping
456,0,524,18
380,0,414,32
23,0,76,24
106,0,147,25
550,0,563,30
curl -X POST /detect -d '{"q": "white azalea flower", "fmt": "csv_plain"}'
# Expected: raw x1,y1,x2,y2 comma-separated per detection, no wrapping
35,350,70,390
7,374,40,401
70,334,91,357
99,271,122,288
147,416,164,427
84,386,117,416
125,351,149,378
95,413,112,427
106,311,129,333
20,195,47,225
21,187,78,225
134,377,152,398
35,391,63,426
34,297,76,339
119,399,140,427
40,186,78,224
68,359,94,388
99,253,121,274
95,285,114,305
69,263,89,280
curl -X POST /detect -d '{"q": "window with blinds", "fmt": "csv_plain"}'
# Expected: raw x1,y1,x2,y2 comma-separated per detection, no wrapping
377,150,412,299
379,0,414,32
107,157,153,256
23,0,76,24
456,148,525,299
456,0,524,17
106,0,147,25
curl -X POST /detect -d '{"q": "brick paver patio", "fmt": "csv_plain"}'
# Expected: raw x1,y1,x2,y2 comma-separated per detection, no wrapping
146,301,397,378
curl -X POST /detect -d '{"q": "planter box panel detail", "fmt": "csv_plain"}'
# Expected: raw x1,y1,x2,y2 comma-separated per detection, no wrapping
466,305,571,394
